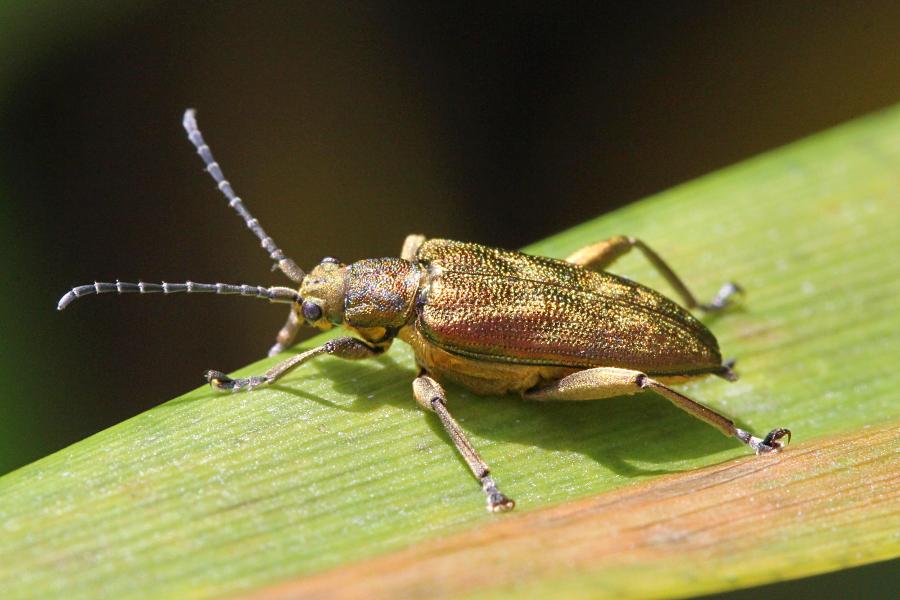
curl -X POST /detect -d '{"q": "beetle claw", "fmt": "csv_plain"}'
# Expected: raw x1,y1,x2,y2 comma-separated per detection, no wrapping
204,370,235,391
700,282,744,312
762,427,792,449
736,427,792,454
488,493,516,513
481,475,515,513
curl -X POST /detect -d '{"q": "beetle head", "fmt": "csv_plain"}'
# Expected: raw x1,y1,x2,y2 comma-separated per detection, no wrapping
298,257,348,329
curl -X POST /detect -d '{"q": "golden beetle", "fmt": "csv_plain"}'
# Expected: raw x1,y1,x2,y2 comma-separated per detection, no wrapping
58,110,791,512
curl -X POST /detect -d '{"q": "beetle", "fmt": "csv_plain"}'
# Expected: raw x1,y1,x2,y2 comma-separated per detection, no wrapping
58,109,791,512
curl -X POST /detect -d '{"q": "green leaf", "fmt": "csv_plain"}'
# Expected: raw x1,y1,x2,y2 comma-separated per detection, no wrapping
243,424,899,600
2,104,899,600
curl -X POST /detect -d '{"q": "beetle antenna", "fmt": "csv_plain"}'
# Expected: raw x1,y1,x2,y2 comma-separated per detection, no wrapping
182,109,305,283
57,280,299,311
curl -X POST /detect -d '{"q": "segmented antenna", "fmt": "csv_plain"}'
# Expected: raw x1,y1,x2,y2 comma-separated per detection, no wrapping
182,109,305,283
57,281,299,311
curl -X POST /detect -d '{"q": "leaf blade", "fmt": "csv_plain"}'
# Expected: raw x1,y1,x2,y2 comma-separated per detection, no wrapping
242,423,900,600
2,104,900,599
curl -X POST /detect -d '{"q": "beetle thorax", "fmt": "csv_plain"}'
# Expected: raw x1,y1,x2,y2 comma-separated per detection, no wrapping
343,258,422,331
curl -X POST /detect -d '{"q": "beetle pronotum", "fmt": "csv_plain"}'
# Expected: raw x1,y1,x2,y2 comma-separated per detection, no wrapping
59,110,790,512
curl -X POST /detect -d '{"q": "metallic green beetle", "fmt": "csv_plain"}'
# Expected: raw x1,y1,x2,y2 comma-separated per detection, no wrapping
58,109,791,512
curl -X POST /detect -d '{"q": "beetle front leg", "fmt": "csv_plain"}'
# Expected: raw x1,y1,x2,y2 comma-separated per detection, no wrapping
412,372,515,513
566,236,742,312
400,233,427,261
526,367,791,454
206,336,387,391
268,309,302,357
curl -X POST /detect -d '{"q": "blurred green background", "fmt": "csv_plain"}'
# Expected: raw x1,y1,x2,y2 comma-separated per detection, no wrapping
2,1,900,478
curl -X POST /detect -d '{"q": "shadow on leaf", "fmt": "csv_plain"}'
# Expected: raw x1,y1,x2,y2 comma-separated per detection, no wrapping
252,349,747,481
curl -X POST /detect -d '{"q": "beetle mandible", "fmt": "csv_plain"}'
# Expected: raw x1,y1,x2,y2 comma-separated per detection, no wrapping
58,109,791,512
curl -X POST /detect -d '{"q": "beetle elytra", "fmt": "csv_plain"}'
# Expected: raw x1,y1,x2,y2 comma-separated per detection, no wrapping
58,109,791,512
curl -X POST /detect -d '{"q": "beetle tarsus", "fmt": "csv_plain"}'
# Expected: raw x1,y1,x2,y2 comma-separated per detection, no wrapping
204,370,233,390
204,370,268,392
762,427,792,448
716,359,739,381
482,476,515,513
700,281,744,312
736,427,792,454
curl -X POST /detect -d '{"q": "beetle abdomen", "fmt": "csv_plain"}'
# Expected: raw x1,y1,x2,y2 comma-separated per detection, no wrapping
415,240,722,376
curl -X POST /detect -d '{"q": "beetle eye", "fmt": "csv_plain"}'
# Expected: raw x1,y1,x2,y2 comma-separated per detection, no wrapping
321,256,340,265
302,300,323,322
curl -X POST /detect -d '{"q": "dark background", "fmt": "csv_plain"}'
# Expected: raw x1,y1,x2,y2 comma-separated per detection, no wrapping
2,2,900,478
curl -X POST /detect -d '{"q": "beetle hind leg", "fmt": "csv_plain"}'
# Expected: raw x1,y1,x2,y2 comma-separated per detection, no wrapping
566,236,743,312
526,366,791,454
413,372,515,512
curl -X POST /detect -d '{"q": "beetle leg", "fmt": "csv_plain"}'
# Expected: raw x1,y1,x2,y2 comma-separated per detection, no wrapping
566,236,742,312
401,234,427,261
526,367,790,454
206,336,387,391
565,236,633,270
412,372,515,513
268,309,302,357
